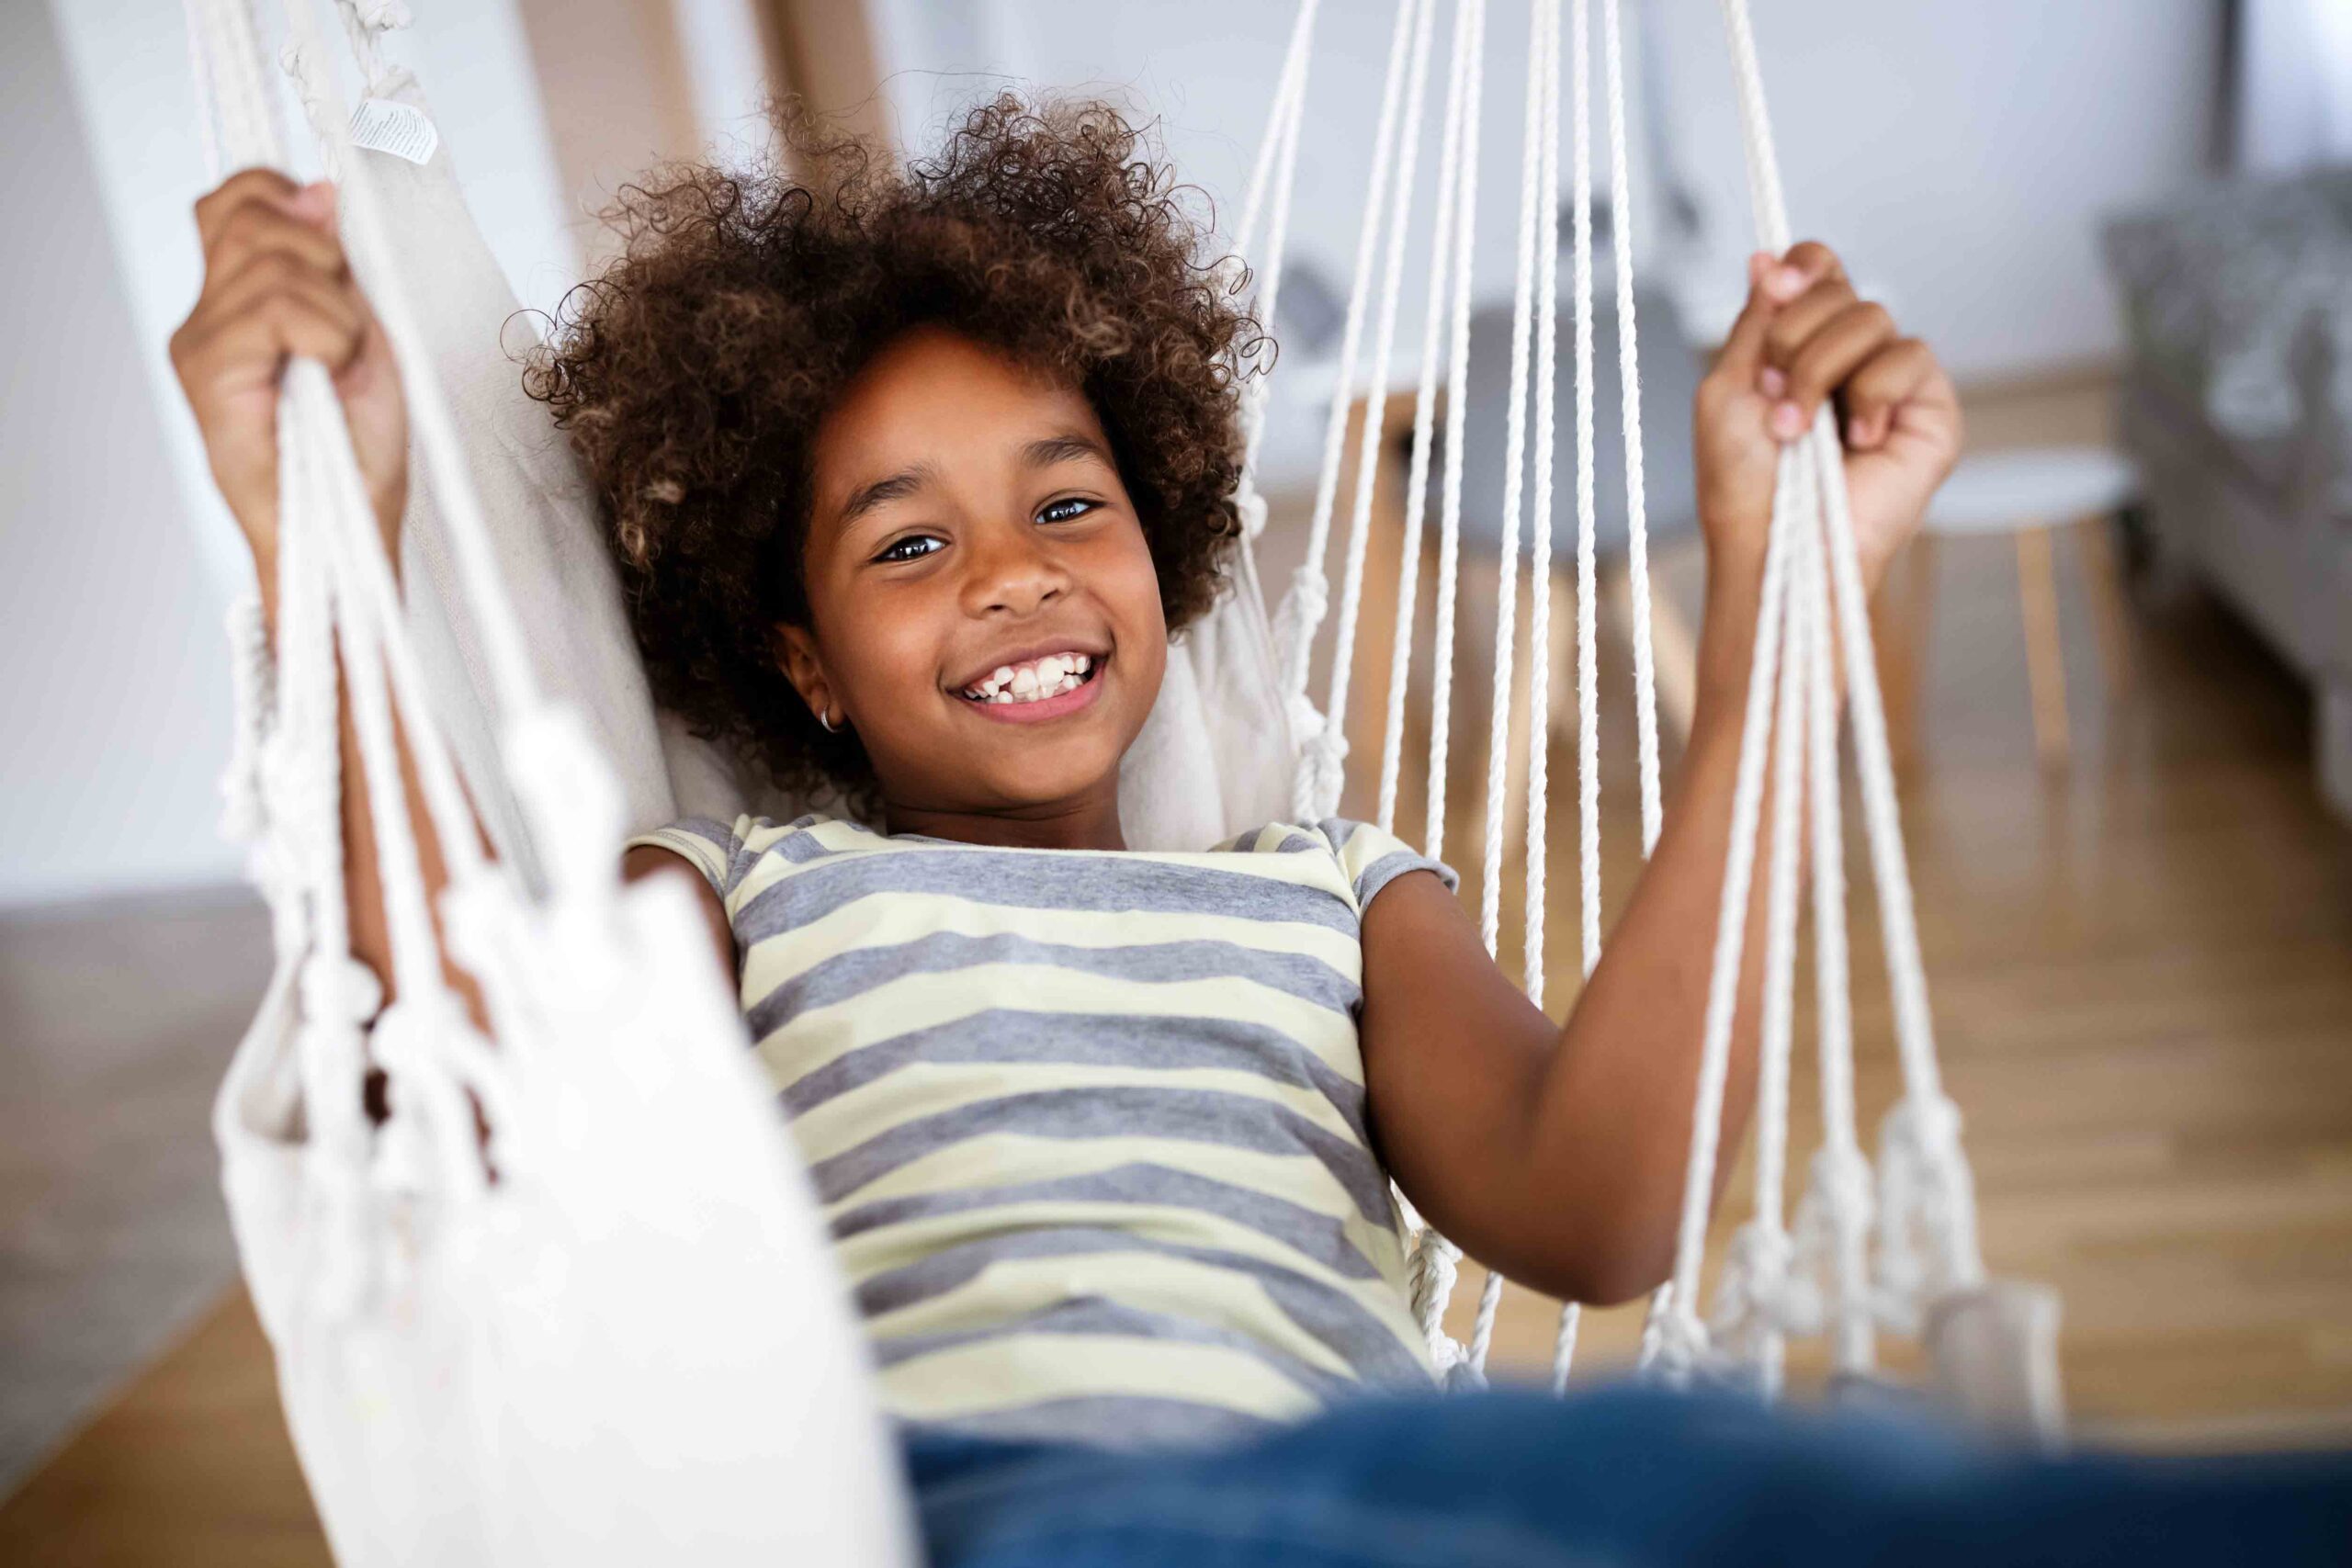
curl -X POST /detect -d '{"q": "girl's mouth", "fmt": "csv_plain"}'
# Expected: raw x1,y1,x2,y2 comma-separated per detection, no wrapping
956,651,1106,725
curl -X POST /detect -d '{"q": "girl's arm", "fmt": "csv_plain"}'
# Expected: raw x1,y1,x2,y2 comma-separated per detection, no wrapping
1357,242,1961,1305
175,171,734,1032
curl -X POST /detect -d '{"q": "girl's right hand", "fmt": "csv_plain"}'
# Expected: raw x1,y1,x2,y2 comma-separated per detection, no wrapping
170,169,408,582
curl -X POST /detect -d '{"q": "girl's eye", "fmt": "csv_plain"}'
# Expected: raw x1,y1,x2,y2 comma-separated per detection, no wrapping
875,534,944,564
1037,497,1096,525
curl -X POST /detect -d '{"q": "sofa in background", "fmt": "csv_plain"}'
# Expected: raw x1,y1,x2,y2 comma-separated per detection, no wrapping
2105,167,2352,821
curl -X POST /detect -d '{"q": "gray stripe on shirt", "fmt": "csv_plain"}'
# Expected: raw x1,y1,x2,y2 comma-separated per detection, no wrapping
775,1009,1368,1133
810,1089,1393,1224
748,931,1361,1040
854,1225,1434,1389
831,1161,1393,1280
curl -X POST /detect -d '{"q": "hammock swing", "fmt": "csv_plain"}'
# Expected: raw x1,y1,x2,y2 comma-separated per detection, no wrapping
189,0,2061,1562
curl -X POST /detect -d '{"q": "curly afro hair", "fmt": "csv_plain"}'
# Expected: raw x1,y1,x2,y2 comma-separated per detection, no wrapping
523,95,1265,807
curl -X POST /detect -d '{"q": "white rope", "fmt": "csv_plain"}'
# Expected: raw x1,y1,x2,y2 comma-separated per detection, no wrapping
1713,0,1957,1119
271,17,497,897
1798,430,1873,1377
1464,0,1557,1375
1232,3,1317,551
1505,0,1561,1382
187,0,569,1261
1466,1267,1506,1372
1276,0,1421,818
1524,0,1565,1017
185,0,226,183
1418,0,1486,863
1601,0,1664,854
183,0,381,1312
1646,0,1985,1384
302,401,437,1011
1374,0,1480,836
1548,1286,1581,1394
274,0,624,908
1403,0,1487,1359
1566,0,1599,988
1653,444,1796,1372
275,381,376,1315
1233,0,1317,270
189,0,285,176
1713,442,1815,1394
1810,418,1981,1292
1475,0,1552,960
1312,0,1442,821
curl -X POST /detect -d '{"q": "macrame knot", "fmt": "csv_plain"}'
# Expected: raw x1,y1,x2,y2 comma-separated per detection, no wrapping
301,951,385,1029
1405,1226,1471,1382
1285,564,1331,630
1644,1298,1711,1386
1232,483,1269,542
1714,1221,1821,1344
1804,1143,1876,1226
1886,1093,1964,1167
1441,1348,1488,1393
1873,1092,1976,1328
1790,1143,1876,1323
1269,567,1330,684
1298,728,1350,821
351,0,413,28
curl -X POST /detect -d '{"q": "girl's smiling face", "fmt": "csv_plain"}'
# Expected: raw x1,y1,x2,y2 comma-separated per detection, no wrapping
777,325,1169,836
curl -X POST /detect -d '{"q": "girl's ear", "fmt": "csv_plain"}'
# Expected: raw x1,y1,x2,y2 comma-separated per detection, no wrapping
773,623,837,728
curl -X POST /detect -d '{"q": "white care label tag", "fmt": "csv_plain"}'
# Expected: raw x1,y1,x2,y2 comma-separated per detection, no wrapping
347,97,438,165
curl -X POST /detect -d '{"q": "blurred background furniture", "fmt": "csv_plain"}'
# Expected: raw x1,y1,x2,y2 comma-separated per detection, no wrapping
1441,257,1708,834
2104,165,2352,819
1890,447,2140,769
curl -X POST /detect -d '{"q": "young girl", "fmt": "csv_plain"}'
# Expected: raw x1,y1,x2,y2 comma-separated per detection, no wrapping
172,98,2347,1566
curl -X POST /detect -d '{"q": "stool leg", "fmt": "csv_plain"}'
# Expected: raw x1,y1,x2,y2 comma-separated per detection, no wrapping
2075,512,2136,700
2016,525,2069,768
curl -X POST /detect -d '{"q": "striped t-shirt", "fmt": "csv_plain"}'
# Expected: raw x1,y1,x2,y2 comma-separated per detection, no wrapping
627,810,1453,1448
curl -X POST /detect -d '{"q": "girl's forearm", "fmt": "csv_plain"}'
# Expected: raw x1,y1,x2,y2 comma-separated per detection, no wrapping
1515,557,1781,1303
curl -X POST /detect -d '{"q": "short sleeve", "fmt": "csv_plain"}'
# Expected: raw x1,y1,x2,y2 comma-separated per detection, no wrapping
1315,818,1460,910
624,815,745,903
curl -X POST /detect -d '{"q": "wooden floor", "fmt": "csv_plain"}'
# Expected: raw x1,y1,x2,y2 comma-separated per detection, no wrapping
5,374,2350,1558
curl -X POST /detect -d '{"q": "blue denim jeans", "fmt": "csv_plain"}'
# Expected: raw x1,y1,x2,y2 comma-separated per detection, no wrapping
902,1383,2352,1567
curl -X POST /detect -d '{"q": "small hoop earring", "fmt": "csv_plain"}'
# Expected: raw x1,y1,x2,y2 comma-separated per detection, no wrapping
817,709,840,735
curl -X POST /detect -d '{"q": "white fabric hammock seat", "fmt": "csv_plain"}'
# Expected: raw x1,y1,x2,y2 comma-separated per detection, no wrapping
191,0,2060,1562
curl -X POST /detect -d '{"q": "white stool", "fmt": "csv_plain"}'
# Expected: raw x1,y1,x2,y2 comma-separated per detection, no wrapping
1884,446,2140,768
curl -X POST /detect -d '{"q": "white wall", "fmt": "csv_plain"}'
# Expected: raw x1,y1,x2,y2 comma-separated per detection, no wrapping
3,0,578,908
1647,0,2222,374
2236,0,2352,173
1,2,241,907
872,0,2222,391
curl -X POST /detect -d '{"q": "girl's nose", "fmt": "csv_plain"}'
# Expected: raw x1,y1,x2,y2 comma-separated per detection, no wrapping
962,523,1069,618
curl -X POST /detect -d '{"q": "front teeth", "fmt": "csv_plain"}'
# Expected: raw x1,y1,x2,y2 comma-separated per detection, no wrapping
965,652,1093,705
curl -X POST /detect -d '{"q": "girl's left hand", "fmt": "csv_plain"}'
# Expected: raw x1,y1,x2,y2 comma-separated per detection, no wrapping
1692,241,1962,596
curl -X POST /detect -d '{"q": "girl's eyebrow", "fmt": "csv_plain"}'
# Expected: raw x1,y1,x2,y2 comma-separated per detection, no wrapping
837,463,936,529
1022,432,1112,470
